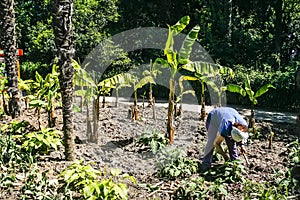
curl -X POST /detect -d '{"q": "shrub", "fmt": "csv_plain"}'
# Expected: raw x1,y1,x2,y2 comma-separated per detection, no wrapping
156,147,198,179
136,130,168,154
59,159,136,200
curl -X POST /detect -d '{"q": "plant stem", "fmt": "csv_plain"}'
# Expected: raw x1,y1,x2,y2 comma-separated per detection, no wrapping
167,78,175,144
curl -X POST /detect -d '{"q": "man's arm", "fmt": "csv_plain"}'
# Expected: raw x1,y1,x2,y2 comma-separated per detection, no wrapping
213,133,229,161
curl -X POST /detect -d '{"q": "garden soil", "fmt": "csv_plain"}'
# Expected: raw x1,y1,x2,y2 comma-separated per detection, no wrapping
1,100,298,199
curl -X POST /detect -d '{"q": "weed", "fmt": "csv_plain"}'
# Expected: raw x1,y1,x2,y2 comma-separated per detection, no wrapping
59,159,136,199
156,147,198,179
21,164,58,200
20,128,63,155
287,140,300,165
204,160,246,183
243,179,287,200
174,177,207,199
136,130,168,154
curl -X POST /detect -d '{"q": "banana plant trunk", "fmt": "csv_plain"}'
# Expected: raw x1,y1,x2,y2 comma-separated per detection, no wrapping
92,96,100,142
115,88,119,107
48,99,57,128
102,93,106,108
0,0,21,118
148,83,154,106
167,78,175,144
133,89,139,120
86,104,92,141
52,0,75,161
200,81,206,121
249,105,256,134
152,97,156,120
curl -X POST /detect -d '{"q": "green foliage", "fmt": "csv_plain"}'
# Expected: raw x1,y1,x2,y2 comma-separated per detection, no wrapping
204,160,246,183
59,159,135,200
207,178,228,199
174,177,207,199
156,147,198,179
225,65,298,109
20,128,63,155
174,176,228,199
21,165,58,200
136,130,168,154
243,179,288,200
287,140,300,166
226,74,275,105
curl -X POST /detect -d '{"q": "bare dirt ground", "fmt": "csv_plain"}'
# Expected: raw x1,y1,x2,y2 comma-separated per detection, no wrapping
1,100,299,199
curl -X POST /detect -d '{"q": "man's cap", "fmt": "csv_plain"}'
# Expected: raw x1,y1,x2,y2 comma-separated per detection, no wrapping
231,126,248,143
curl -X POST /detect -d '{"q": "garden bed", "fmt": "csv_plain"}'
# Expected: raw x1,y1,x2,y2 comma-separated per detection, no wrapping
0,102,299,199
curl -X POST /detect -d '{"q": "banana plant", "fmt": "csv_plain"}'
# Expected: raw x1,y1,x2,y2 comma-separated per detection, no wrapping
18,78,34,110
176,76,196,118
154,16,200,144
114,75,132,107
225,74,276,132
30,65,60,128
144,59,162,107
73,60,136,141
29,99,47,130
133,73,156,120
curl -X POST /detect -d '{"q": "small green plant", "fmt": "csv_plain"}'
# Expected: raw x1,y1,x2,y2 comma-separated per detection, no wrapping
243,179,287,200
0,120,33,164
156,147,198,179
136,130,168,153
174,177,207,199
226,74,275,132
59,159,136,200
207,178,228,199
287,140,300,165
204,160,246,183
21,165,58,200
20,128,63,155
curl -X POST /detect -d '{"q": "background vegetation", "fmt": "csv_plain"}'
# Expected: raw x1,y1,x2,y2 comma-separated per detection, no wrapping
11,0,300,110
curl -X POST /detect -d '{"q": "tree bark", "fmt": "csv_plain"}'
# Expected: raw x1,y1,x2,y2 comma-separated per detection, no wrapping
52,0,75,161
0,0,21,118
297,67,300,141
274,0,283,66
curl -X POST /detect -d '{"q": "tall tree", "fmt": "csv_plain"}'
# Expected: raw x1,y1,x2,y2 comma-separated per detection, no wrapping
52,0,75,161
0,0,21,118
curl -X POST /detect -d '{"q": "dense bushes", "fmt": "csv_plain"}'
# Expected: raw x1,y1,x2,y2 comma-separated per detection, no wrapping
224,64,299,111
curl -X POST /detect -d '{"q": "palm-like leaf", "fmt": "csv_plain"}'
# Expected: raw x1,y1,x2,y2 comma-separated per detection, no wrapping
219,66,235,78
182,61,218,76
225,84,246,96
244,75,255,102
134,76,155,91
254,84,276,99
178,25,200,65
164,16,190,71
170,16,190,36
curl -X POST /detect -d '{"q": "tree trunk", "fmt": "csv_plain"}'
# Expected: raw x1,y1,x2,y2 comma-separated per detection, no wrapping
149,83,154,107
152,97,156,120
274,0,283,66
115,88,119,107
133,90,139,120
200,81,206,121
86,103,92,141
297,68,300,141
0,0,21,119
92,97,99,142
167,78,175,144
52,0,75,161
249,105,256,135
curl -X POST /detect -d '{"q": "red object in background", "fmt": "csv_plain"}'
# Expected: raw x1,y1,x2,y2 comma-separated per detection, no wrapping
0,49,23,57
